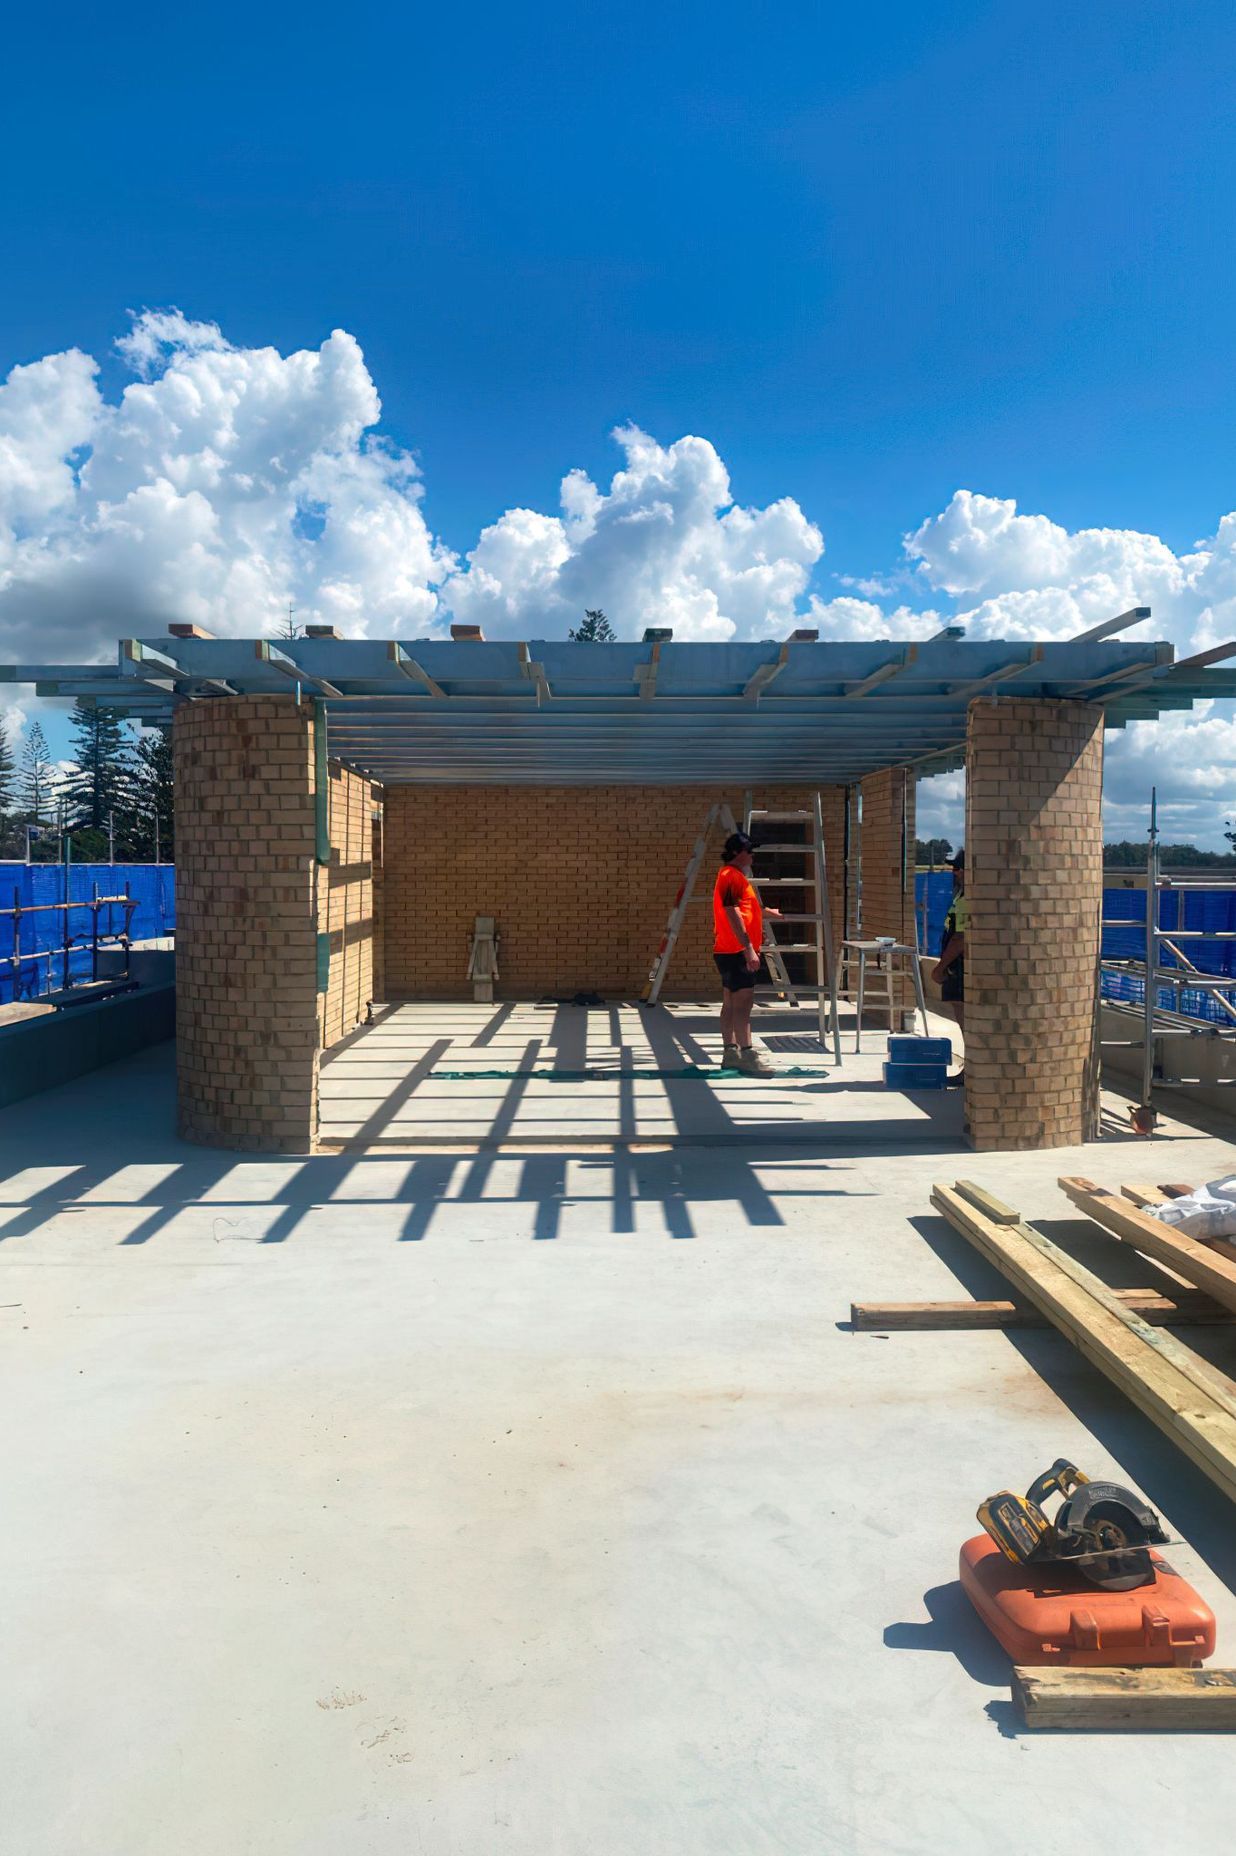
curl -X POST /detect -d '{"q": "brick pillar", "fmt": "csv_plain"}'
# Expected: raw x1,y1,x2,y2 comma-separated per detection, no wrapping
371,791,385,1006
174,697,321,1153
858,767,916,1023
965,697,1104,1152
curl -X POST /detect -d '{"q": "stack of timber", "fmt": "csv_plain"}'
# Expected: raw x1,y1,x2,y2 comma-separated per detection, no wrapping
929,1181,1236,1508
1058,1176,1236,1303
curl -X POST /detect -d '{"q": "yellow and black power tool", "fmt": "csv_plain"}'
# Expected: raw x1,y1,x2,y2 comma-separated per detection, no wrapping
978,1459,1168,1591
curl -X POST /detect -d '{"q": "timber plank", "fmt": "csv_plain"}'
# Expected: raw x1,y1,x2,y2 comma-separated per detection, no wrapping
948,1181,1020,1225
1059,1175,1236,1314
1122,1182,1171,1207
932,1184,1236,1507
1119,1181,1236,1270
850,1291,1235,1331
1013,1666,1236,1730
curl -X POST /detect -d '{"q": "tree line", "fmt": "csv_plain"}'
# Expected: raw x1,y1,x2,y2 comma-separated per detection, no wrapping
917,834,1236,870
0,701,173,863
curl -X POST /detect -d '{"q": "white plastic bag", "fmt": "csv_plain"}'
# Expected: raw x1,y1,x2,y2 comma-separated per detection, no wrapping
1153,1175,1236,1240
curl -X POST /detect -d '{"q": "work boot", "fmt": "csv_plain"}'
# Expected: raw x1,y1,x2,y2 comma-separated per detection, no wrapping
720,1043,742,1069
737,1045,777,1077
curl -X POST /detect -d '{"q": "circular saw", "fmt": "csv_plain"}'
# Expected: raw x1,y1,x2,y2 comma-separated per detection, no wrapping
978,1459,1169,1591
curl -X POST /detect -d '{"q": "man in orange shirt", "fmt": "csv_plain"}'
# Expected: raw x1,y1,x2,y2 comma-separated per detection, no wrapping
713,829,778,1075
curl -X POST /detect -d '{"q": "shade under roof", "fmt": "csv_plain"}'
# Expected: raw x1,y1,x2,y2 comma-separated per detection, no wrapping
6,630,1235,785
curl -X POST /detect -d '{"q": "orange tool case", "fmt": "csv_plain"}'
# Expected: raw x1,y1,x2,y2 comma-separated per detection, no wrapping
960,1533,1216,1667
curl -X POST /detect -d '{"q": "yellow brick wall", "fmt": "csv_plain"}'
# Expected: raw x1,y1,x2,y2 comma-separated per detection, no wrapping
320,764,380,1049
857,767,917,1018
965,697,1104,1151
383,784,847,999
173,696,320,1153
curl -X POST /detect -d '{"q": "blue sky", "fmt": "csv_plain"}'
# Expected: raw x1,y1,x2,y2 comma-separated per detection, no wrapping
3,1,1236,840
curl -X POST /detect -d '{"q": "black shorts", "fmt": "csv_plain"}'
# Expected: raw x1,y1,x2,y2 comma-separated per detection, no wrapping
715,951,765,993
940,960,964,1003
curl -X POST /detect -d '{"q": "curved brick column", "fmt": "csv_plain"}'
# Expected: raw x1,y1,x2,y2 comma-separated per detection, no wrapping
174,697,321,1153
965,697,1104,1151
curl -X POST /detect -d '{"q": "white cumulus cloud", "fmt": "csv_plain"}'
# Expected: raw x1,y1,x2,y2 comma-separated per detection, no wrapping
900,488,1236,849
904,488,1213,648
442,424,824,640
0,311,451,663
2,312,1236,844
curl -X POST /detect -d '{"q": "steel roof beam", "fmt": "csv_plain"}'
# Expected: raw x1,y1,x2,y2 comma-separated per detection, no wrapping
387,641,445,697
2,664,124,684
842,645,918,698
120,638,236,696
325,717,968,735
635,638,663,700
743,640,791,701
946,646,1043,699
1057,644,1175,696
518,640,551,703
1084,640,1236,705
255,639,343,698
34,682,180,705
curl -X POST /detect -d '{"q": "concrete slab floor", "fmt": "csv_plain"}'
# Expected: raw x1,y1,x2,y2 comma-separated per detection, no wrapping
4,1041,1236,1854
318,1001,967,1147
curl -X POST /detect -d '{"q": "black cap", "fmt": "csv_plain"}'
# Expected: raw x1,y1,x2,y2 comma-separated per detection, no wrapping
723,830,754,861
951,849,965,871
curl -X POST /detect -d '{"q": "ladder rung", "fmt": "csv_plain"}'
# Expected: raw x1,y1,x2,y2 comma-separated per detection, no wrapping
769,942,818,952
754,842,813,854
751,876,811,886
747,810,811,821
771,912,824,923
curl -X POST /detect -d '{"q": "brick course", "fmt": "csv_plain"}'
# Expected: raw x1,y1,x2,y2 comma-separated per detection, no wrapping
383,785,846,999
320,765,380,1048
857,768,917,1021
965,697,1104,1151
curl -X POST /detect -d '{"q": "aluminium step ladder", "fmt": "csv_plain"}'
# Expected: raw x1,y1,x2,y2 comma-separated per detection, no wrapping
643,802,740,1004
743,793,842,1064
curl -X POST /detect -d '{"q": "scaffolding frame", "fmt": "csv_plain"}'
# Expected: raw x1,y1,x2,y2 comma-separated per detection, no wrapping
0,882,138,1000
1099,788,1236,1112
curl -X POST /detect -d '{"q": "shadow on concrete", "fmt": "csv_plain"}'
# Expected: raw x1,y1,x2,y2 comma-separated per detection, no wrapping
319,1001,972,1156
469,1002,516,1047
883,1578,1012,1688
0,1044,887,1246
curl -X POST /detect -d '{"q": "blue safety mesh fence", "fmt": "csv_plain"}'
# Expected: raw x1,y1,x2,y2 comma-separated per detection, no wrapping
0,863,175,1005
915,871,955,954
914,871,1236,1025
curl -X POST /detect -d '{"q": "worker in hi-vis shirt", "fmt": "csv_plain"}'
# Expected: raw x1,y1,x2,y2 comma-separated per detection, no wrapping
712,830,780,1076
